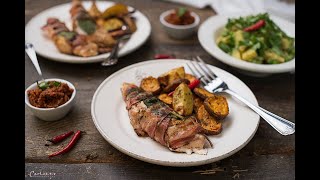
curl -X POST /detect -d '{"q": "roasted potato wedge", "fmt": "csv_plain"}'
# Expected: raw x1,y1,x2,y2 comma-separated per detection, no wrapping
158,75,169,87
193,87,215,100
158,66,185,87
103,18,124,31
158,94,173,106
193,95,204,113
101,3,129,19
185,73,197,83
140,76,161,95
196,105,222,135
54,35,73,54
204,96,229,119
163,78,189,93
168,67,185,84
172,83,193,116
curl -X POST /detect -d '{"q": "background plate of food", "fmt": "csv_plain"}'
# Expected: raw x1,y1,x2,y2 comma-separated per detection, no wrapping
91,59,260,167
198,13,295,76
25,0,151,63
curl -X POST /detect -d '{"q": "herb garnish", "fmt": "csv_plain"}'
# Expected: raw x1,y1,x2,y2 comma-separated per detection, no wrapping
177,7,187,17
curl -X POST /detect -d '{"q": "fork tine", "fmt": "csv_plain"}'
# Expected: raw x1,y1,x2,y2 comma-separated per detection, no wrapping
196,56,217,79
188,60,210,85
186,63,200,78
191,58,212,83
194,57,216,80
186,63,207,85
187,62,208,85
187,63,207,85
186,63,206,83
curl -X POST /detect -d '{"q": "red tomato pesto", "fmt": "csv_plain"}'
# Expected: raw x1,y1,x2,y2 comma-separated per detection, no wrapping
165,9,195,25
27,81,74,108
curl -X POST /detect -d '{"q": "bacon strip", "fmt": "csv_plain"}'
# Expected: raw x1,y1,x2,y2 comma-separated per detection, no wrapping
121,83,208,154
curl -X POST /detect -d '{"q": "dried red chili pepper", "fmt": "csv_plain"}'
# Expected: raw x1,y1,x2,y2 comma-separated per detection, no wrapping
154,54,175,59
168,79,200,96
188,79,200,90
47,131,74,144
243,20,265,32
48,130,82,158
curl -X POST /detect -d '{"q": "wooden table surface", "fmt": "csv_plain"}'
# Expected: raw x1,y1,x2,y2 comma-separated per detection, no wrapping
25,0,295,179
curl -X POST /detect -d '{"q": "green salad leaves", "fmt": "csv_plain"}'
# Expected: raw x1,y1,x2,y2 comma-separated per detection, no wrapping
217,13,295,64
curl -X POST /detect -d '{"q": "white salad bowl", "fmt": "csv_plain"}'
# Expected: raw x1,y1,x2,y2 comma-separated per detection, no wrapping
160,9,200,39
198,14,295,76
25,78,76,121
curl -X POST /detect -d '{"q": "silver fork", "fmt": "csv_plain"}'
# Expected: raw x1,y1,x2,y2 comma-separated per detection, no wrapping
187,56,295,136
101,25,132,66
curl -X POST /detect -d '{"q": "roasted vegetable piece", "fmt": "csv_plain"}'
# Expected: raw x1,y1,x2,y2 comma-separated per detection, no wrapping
54,35,73,54
158,94,173,105
88,28,116,47
158,66,185,87
204,96,229,119
103,18,124,31
193,95,204,113
158,75,169,87
122,15,137,33
168,67,185,84
88,0,102,19
193,87,215,100
168,79,199,96
163,78,190,93
185,73,197,83
140,76,161,95
172,83,193,116
196,105,222,135
109,29,128,38
72,42,98,57
101,3,129,19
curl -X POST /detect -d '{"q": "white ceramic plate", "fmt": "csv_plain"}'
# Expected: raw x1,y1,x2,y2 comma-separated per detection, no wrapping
91,59,260,167
25,1,151,64
198,14,295,76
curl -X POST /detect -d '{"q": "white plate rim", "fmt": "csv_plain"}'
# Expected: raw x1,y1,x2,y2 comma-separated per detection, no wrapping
25,1,151,64
91,59,260,167
198,14,295,74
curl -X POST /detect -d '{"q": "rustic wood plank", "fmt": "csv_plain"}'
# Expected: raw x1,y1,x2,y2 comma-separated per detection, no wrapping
25,0,295,177
25,154,295,179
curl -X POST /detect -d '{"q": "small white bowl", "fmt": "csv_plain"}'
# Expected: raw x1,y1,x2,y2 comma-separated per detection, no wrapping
25,78,76,121
160,9,200,39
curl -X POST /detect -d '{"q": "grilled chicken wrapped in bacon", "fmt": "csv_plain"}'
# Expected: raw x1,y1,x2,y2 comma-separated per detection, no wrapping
121,83,212,155
42,18,98,57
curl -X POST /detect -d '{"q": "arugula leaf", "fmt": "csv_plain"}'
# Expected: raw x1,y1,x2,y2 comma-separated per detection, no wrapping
251,57,264,64
267,59,280,64
143,97,160,107
177,7,187,17
78,19,96,34
218,42,232,53
251,42,261,50
58,31,76,40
